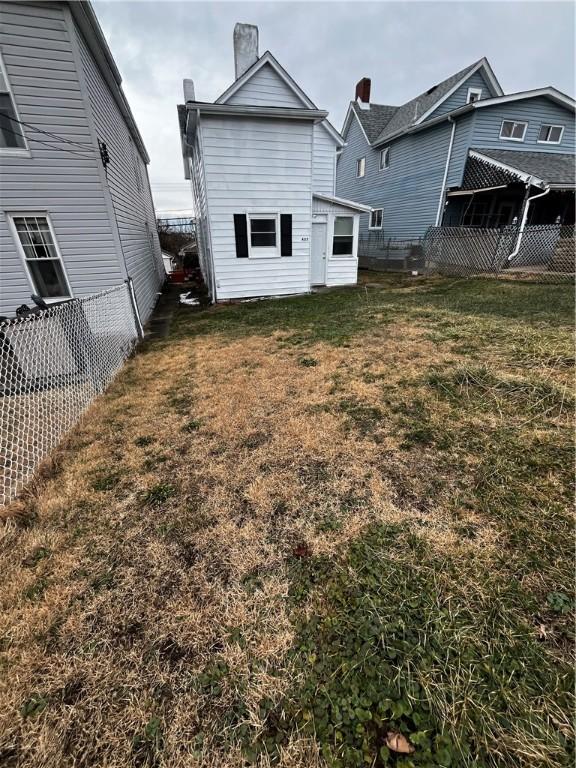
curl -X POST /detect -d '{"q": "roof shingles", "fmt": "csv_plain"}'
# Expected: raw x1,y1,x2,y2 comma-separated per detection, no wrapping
472,149,576,187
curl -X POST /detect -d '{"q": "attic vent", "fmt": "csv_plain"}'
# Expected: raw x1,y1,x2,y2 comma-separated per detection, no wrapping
425,85,438,95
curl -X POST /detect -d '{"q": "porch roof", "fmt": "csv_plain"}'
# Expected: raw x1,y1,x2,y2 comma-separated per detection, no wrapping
466,149,576,190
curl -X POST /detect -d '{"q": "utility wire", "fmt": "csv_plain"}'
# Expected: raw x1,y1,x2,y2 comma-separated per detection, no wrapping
0,122,96,159
0,110,95,150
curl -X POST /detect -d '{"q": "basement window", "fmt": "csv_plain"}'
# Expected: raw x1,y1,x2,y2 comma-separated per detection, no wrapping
356,157,366,178
0,54,26,150
10,215,71,299
500,120,527,142
538,124,564,144
332,216,354,256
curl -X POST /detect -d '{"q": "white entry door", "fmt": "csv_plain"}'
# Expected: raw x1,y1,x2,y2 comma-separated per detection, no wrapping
311,222,327,285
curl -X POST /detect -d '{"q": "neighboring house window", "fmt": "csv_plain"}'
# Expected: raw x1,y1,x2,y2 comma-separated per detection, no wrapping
369,209,383,229
379,148,390,170
9,215,71,299
356,157,366,178
467,87,482,104
0,54,26,150
500,120,527,142
538,124,564,144
332,216,354,256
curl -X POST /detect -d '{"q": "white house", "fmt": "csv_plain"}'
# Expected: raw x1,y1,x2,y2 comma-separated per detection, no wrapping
177,23,370,302
0,0,163,322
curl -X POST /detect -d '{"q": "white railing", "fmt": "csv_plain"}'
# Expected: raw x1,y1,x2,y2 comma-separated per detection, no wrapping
0,282,141,507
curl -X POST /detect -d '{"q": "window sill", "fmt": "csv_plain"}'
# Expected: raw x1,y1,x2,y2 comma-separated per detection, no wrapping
499,137,525,143
537,140,561,145
0,148,31,157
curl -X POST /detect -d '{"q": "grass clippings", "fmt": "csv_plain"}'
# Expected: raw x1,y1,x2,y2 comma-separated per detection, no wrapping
0,274,574,768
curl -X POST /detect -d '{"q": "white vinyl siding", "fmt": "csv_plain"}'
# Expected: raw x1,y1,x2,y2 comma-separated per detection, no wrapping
312,197,359,286
312,122,337,194
201,115,313,299
76,27,162,322
0,1,123,316
227,62,304,108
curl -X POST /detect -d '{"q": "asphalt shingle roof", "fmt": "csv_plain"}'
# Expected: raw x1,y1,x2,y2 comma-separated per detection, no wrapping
373,61,483,144
347,60,485,146
473,149,576,187
351,101,397,142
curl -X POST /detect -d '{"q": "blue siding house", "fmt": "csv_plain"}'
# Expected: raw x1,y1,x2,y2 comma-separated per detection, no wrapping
336,59,575,239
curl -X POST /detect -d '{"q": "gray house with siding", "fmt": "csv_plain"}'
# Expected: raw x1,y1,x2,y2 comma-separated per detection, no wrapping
336,59,575,240
0,0,163,321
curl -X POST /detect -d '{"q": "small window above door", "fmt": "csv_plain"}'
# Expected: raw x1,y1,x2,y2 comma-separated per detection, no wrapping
369,209,383,229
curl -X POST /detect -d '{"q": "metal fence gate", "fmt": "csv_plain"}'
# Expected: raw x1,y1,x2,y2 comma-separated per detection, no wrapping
1,283,141,507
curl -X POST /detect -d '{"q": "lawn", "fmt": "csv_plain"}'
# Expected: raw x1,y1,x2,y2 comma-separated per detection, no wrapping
1,274,574,768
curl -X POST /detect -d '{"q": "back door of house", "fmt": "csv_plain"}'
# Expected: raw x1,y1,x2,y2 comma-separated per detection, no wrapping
311,221,327,285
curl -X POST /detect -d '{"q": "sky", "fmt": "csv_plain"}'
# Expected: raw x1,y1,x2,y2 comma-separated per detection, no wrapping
93,0,576,217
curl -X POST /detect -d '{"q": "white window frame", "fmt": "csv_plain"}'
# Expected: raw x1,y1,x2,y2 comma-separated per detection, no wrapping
247,213,280,259
379,148,390,171
499,120,528,142
329,214,359,260
0,51,29,155
537,124,564,144
7,212,73,301
356,157,366,178
467,87,483,104
369,208,383,230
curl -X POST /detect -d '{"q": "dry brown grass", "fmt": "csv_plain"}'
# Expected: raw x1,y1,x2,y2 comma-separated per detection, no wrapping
0,278,573,767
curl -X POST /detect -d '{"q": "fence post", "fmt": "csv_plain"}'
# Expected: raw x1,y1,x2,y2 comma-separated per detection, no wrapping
126,278,144,340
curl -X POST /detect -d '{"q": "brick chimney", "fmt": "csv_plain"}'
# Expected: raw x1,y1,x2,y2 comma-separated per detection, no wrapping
355,77,371,109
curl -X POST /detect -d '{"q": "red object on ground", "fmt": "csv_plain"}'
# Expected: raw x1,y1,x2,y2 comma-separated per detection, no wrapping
168,270,186,283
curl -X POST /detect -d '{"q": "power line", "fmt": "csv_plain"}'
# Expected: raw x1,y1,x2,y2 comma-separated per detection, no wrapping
0,123,96,159
0,110,95,150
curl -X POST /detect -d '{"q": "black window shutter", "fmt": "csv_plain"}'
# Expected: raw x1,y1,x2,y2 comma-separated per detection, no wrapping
234,214,248,258
280,214,292,257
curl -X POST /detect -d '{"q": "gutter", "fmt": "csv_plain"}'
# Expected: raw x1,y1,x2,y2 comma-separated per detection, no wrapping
435,116,456,225
185,102,329,122
507,181,550,261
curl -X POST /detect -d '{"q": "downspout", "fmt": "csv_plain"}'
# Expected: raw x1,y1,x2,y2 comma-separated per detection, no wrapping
434,116,456,226
507,181,550,261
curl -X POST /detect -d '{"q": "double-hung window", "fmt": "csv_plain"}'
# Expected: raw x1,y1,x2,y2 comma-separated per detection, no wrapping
10,215,71,299
356,157,366,178
538,124,564,144
379,147,390,170
332,216,354,257
369,209,383,229
249,214,278,257
0,54,26,150
500,120,527,142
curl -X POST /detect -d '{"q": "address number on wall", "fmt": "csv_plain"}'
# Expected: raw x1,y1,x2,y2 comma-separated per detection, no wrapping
301,237,309,241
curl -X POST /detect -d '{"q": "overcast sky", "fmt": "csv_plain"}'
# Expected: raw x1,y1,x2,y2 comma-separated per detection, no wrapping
93,0,575,217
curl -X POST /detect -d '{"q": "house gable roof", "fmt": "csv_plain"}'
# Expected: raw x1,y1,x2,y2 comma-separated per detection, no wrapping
342,101,398,144
214,50,345,146
374,58,503,145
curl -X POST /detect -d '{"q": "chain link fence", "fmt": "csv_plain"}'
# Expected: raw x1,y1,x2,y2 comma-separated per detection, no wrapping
423,224,575,282
358,233,424,273
1,283,141,508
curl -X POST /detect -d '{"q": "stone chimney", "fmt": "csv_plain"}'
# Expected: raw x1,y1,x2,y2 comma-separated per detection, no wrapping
234,23,259,79
355,77,371,109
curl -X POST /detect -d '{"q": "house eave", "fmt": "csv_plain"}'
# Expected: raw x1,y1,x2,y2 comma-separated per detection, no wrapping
185,102,329,122
469,150,547,188
68,1,150,163
371,86,576,148
313,193,372,213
